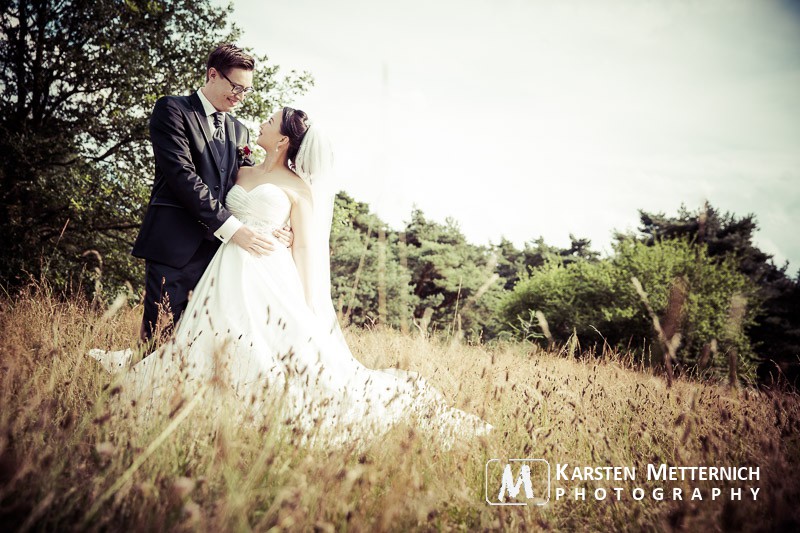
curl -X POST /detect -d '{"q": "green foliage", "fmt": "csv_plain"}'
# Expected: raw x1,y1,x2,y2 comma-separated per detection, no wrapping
403,208,504,340
498,257,617,344
613,239,758,374
0,0,311,299
631,203,774,282
494,234,600,291
626,202,800,369
329,193,417,329
327,199,504,341
498,238,759,378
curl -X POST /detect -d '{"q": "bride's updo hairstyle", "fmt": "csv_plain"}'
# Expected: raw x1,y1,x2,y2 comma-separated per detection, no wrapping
280,107,310,166
281,106,333,184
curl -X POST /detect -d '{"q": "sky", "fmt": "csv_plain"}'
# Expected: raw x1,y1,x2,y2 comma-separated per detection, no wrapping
219,0,800,271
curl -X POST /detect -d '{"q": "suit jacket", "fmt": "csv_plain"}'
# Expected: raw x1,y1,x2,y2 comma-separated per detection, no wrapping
132,92,252,268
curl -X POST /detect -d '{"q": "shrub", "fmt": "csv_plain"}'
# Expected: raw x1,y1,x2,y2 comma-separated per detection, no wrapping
498,239,759,379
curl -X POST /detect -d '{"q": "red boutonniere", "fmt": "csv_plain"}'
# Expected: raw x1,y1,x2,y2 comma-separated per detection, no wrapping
237,144,254,165
237,145,252,158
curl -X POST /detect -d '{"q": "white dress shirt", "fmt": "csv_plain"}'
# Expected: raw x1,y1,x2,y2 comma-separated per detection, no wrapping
196,88,242,243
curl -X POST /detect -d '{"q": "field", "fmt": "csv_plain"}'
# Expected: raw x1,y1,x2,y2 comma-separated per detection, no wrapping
1,284,799,532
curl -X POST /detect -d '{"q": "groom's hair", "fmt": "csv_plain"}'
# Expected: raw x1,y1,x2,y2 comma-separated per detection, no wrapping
206,44,255,81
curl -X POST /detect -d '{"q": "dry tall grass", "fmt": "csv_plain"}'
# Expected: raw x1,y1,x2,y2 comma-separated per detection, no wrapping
1,283,799,531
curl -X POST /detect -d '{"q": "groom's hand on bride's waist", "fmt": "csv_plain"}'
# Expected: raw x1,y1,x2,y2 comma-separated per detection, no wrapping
231,225,277,256
272,226,293,248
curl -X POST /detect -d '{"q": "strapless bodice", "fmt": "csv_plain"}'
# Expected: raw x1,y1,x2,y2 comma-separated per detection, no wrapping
226,183,291,233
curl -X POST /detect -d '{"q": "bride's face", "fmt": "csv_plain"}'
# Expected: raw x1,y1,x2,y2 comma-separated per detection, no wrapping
256,111,286,154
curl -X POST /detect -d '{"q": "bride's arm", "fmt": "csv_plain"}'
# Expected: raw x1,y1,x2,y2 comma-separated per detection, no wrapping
289,189,316,311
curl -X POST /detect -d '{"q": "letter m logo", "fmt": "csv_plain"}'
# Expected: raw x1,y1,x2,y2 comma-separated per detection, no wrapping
485,459,550,506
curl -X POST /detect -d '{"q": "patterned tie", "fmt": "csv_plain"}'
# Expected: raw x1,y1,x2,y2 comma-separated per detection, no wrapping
212,112,225,143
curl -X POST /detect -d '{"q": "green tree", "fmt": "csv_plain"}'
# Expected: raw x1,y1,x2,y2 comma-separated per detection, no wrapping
0,0,311,296
329,192,417,328
403,208,503,340
498,238,758,379
497,257,618,344
626,203,800,371
495,234,600,291
495,237,524,291
611,238,758,376
631,202,775,282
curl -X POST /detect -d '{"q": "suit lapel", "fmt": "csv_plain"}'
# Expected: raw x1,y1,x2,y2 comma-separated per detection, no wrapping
221,115,239,194
189,93,222,174
225,114,237,160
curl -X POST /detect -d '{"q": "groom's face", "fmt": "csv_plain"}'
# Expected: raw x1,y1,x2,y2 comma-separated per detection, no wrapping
205,67,254,112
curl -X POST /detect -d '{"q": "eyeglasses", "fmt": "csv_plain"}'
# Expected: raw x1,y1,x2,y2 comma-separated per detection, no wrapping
217,69,254,96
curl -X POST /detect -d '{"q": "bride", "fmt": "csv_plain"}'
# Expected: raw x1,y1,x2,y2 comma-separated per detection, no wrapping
93,107,493,447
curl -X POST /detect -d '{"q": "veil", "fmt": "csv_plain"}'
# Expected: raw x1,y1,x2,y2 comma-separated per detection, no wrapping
292,125,346,344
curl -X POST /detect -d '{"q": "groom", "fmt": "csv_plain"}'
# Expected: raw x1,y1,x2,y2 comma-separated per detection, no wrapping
132,44,284,343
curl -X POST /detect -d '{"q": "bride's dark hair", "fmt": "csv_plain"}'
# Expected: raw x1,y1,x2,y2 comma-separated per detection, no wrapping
280,107,310,165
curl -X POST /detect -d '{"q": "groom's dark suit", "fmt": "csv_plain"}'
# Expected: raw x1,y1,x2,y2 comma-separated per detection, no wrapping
132,92,252,340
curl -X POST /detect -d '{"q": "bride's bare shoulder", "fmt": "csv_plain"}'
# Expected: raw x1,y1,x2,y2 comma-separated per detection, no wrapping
294,176,312,198
282,171,312,202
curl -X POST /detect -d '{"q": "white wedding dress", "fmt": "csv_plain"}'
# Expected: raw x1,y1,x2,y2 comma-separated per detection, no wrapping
103,183,492,447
